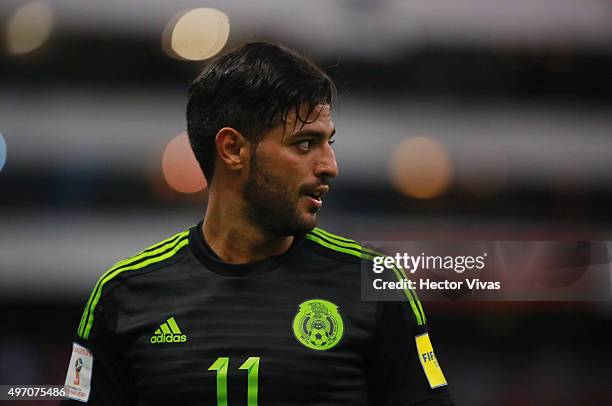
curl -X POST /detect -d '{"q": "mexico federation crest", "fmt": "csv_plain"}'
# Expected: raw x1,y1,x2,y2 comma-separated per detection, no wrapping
293,299,344,351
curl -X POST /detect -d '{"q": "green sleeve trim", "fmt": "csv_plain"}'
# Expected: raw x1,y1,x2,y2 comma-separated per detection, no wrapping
313,227,382,258
77,230,190,339
309,227,426,325
312,227,356,243
305,234,372,260
77,230,188,338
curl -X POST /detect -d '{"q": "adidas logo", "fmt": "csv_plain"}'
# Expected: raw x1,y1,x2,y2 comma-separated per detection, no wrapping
150,317,188,344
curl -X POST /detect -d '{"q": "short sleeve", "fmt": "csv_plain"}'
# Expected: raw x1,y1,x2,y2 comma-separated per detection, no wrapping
368,300,454,406
61,295,135,405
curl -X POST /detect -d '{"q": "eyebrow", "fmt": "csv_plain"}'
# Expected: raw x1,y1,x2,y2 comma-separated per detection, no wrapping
288,128,336,140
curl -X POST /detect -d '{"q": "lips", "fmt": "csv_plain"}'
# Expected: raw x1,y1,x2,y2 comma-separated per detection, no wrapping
305,191,322,201
304,194,323,209
303,185,329,209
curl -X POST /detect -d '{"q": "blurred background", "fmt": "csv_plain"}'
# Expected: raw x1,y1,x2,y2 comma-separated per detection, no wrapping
1,0,611,404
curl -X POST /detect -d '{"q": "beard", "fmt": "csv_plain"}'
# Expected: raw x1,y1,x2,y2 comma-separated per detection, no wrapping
242,151,318,237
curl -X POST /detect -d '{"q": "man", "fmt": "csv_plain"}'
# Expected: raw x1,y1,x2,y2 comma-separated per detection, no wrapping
62,42,453,405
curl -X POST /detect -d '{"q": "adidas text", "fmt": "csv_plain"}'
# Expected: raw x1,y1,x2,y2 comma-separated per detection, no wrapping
150,334,187,344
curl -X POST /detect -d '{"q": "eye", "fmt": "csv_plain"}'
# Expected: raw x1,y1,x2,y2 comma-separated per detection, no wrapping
328,139,335,146
297,140,312,151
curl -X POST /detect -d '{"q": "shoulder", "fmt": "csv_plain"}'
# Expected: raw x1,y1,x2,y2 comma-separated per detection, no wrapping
76,228,191,340
306,228,428,327
100,228,191,285
304,227,379,264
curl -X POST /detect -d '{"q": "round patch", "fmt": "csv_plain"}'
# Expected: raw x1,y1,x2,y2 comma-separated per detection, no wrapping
292,299,344,351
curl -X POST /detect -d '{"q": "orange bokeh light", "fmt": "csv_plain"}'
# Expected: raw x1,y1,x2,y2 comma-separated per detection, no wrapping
162,132,207,194
389,136,453,199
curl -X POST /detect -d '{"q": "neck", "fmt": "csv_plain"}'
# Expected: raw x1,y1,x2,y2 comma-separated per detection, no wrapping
202,187,293,264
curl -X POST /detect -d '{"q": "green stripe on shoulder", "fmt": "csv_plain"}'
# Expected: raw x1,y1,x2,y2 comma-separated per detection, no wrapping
77,230,190,340
308,227,426,325
313,227,356,243
305,233,373,260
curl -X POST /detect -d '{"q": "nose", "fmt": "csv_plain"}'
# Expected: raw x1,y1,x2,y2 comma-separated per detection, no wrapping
314,143,339,179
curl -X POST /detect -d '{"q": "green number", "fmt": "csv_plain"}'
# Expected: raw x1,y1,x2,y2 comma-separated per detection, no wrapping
208,357,229,406
209,356,260,406
239,357,260,406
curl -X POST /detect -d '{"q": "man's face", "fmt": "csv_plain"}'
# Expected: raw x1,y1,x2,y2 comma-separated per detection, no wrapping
242,104,338,236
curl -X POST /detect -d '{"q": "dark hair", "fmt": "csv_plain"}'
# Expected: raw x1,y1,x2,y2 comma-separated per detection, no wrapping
186,41,337,183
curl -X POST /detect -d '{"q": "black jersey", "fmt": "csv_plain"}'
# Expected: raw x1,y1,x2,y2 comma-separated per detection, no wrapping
62,224,453,406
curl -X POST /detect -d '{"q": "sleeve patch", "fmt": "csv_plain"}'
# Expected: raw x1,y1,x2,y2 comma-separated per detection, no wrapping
64,342,94,402
415,333,447,388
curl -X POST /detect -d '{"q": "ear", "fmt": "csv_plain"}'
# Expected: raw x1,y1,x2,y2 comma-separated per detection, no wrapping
215,127,248,172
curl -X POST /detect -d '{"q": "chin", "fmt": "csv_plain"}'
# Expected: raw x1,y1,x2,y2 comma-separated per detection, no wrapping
304,217,317,231
292,213,317,235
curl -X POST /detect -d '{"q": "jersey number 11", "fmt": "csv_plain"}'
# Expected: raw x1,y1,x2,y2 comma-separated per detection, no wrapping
208,356,260,406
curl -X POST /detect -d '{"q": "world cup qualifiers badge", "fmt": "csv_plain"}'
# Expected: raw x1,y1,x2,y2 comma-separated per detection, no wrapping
293,299,344,350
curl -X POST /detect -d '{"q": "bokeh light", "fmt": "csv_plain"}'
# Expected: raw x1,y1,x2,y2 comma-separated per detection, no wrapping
162,8,229,61
389,136,453,199
5,2,54,55
162,132,207,194
0,132,6,171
